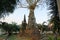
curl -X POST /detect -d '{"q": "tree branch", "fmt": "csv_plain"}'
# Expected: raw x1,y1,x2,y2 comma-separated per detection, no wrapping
18,0,28,8
19,6,28,8
37,0,41,2
26,0,31,5
36,0,42,6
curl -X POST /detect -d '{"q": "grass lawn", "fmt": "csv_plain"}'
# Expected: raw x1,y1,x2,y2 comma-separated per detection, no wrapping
9,35,31,40
0,34,31,40
0,34,60,40
48,34,60,40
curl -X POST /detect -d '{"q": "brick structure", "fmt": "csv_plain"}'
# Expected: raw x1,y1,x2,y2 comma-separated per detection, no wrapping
26,9,36,29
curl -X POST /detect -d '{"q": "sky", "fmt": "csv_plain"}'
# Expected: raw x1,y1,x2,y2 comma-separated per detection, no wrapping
0,0,50,25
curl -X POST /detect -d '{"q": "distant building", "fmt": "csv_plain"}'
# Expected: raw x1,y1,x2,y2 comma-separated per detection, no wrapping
22,14,27,30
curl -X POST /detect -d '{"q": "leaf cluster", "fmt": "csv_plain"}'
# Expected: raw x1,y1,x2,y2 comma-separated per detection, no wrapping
0,22,20,33
0,0,17,18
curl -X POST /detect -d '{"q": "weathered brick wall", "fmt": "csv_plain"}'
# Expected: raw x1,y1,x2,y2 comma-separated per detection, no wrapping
25,28,41,40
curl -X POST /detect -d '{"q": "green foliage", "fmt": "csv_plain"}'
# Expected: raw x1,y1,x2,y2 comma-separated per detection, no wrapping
42,25,48,31
11,22,20,32
0,0,18,18
37,23,48,31
37,24,42,30
2,22,9,31
48,35,60,40
8,35,17,40
49,0,60,33
48,35,54,40
0,22,20,34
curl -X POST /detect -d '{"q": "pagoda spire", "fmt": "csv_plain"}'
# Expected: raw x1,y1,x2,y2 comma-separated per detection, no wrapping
24,14,26,22
22,14,27,31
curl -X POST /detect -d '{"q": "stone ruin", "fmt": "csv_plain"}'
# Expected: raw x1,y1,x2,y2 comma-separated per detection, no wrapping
25,9,41,40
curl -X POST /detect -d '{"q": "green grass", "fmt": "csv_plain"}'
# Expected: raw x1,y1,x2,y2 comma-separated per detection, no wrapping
8,35,17,40
0,34,7,39
57,36,60,40
0,34,17,40
48,35,54,40
1,34,60,40
48,35,60,40
0,34,31,40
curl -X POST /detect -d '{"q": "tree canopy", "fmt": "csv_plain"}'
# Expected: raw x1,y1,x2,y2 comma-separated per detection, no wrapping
0,22,20,34
0,0,18,18
49,0,60,33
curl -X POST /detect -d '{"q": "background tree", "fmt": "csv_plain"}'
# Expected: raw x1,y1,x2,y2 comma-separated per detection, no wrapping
42,22,48,32
0,22,20,40
46,0,60,40
0,22,20,35
37,23,48,32
11,22,20,32
49,0,60,34
0,0,18,18
37,24,42,30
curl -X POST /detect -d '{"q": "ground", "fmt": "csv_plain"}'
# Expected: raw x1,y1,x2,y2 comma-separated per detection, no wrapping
0,34,31,40
0,34,60,40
